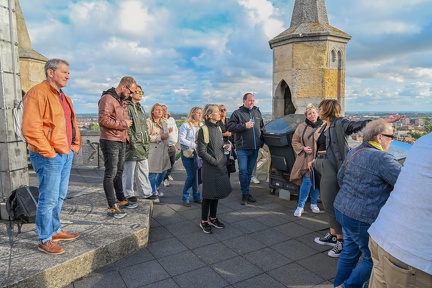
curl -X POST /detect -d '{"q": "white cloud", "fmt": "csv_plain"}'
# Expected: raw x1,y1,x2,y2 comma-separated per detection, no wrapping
19,0,432,113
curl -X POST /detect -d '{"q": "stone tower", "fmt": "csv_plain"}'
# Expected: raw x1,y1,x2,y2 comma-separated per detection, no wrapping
0,0,46,204
15,0,47,93
269,0,351,118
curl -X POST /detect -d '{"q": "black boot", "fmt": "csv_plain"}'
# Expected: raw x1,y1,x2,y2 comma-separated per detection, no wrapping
241,194,248,205
247,194,256,203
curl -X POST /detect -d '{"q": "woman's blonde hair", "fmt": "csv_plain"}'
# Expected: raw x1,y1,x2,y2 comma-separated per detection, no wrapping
304,103,317,116
318,99,342,120
185,106,202,125
149,103,163,122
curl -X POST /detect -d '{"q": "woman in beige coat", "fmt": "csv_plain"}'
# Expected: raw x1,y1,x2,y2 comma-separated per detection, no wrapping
147,103,171,202
290,104,325,217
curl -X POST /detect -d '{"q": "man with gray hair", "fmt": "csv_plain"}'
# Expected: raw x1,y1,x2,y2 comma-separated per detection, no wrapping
22,58,81,255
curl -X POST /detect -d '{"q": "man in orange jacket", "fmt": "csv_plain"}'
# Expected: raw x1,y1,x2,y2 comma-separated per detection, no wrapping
22,58,81,255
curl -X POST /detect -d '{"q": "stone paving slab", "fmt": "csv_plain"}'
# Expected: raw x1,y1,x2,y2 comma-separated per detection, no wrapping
1,166,339,288
0,181,152,288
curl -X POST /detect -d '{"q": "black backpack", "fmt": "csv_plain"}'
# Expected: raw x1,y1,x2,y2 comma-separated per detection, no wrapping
6,186,39,233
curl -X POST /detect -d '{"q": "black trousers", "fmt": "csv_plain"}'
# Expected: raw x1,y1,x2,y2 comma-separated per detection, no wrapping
201,198,219,221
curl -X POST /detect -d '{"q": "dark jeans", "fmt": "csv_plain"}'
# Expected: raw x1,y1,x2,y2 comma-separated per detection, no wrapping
237,149,259,195
100,139,126,208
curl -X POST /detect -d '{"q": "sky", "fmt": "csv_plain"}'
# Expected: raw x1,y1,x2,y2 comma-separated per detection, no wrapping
19,0,432,114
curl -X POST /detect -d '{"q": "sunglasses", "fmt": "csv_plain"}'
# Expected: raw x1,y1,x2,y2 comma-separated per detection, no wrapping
135,90,144,95
381,133,395,140
126,87,136,95
220,109,226,112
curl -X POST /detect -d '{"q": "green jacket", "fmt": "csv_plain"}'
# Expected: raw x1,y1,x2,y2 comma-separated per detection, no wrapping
125,100,150,161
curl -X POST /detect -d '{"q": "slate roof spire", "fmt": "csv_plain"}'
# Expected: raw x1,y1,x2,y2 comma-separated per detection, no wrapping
269,0,350,48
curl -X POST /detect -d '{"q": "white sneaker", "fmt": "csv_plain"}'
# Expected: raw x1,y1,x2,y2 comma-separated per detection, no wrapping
310,204,320,213
157,188,164,197
163,179,170,187
251,176,260,184
294,207,304,217
168,175,174,181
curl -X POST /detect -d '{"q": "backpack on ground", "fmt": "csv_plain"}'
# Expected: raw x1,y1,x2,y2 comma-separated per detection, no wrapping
6,186,39,233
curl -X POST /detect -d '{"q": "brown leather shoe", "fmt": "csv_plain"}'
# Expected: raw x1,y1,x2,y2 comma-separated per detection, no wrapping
52,230,80,242
38,240,65,255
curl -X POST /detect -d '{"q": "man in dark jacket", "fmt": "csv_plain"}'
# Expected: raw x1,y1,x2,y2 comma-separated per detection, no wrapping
227,93,264,205
98,76,137,219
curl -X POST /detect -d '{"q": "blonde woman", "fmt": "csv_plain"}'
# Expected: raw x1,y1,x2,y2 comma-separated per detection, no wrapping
290,104,324,216
179,107,203,206
197,104,232,233
146,103,171,203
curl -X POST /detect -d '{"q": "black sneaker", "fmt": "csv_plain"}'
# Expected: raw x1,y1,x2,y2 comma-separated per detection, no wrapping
118,199,138,209
127,196,138,203
107,204,127,219
328,240,343,258
314,232,337,247
247,194,256,203
208,218,225,229
200,222,212,234
241,194,248,205
144,194,160,203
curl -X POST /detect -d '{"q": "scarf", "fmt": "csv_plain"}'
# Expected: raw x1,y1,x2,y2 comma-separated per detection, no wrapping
368,141,383,151
305,117,323,128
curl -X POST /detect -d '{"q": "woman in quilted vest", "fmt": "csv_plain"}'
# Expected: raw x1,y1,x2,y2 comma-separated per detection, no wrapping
197,104,232,234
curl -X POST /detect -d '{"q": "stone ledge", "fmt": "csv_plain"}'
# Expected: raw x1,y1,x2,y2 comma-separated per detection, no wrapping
0,186,152,288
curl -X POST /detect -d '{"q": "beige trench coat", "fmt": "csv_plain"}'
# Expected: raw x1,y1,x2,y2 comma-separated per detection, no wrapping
289,121,325,186
146,119,171,173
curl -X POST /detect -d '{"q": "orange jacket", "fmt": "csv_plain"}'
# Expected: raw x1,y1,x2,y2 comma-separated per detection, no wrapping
22,81,81,158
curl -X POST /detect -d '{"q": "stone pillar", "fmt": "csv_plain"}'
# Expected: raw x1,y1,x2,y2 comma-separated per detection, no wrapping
0,0,29,203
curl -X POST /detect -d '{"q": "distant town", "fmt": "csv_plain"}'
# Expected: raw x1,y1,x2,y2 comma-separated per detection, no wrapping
75,111,432,145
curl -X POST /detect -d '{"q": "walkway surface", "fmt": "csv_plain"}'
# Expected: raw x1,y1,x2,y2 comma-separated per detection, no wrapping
2,167,338,288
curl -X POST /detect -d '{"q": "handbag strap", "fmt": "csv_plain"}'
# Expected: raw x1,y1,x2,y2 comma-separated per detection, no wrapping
343,147,369,172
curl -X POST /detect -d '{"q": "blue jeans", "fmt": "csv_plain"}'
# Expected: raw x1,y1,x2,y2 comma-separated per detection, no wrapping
30,151,74,243
237,149,259,195
100,139,126,208
181,154,200,203
334,208,372,288
149,171,167,194
297,174,319,208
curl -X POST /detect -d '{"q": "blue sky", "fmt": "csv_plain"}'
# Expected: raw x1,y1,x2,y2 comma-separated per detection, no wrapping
20,0,432,113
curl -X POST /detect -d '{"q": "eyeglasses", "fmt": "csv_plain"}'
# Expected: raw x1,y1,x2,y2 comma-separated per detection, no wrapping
135,90,144,95
381,133,395,140
126,87,136,95
220,109,226,112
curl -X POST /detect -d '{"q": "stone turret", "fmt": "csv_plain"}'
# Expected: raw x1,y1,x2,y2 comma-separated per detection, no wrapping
0,0,47,205
269,0,351,117
15,0,47,93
